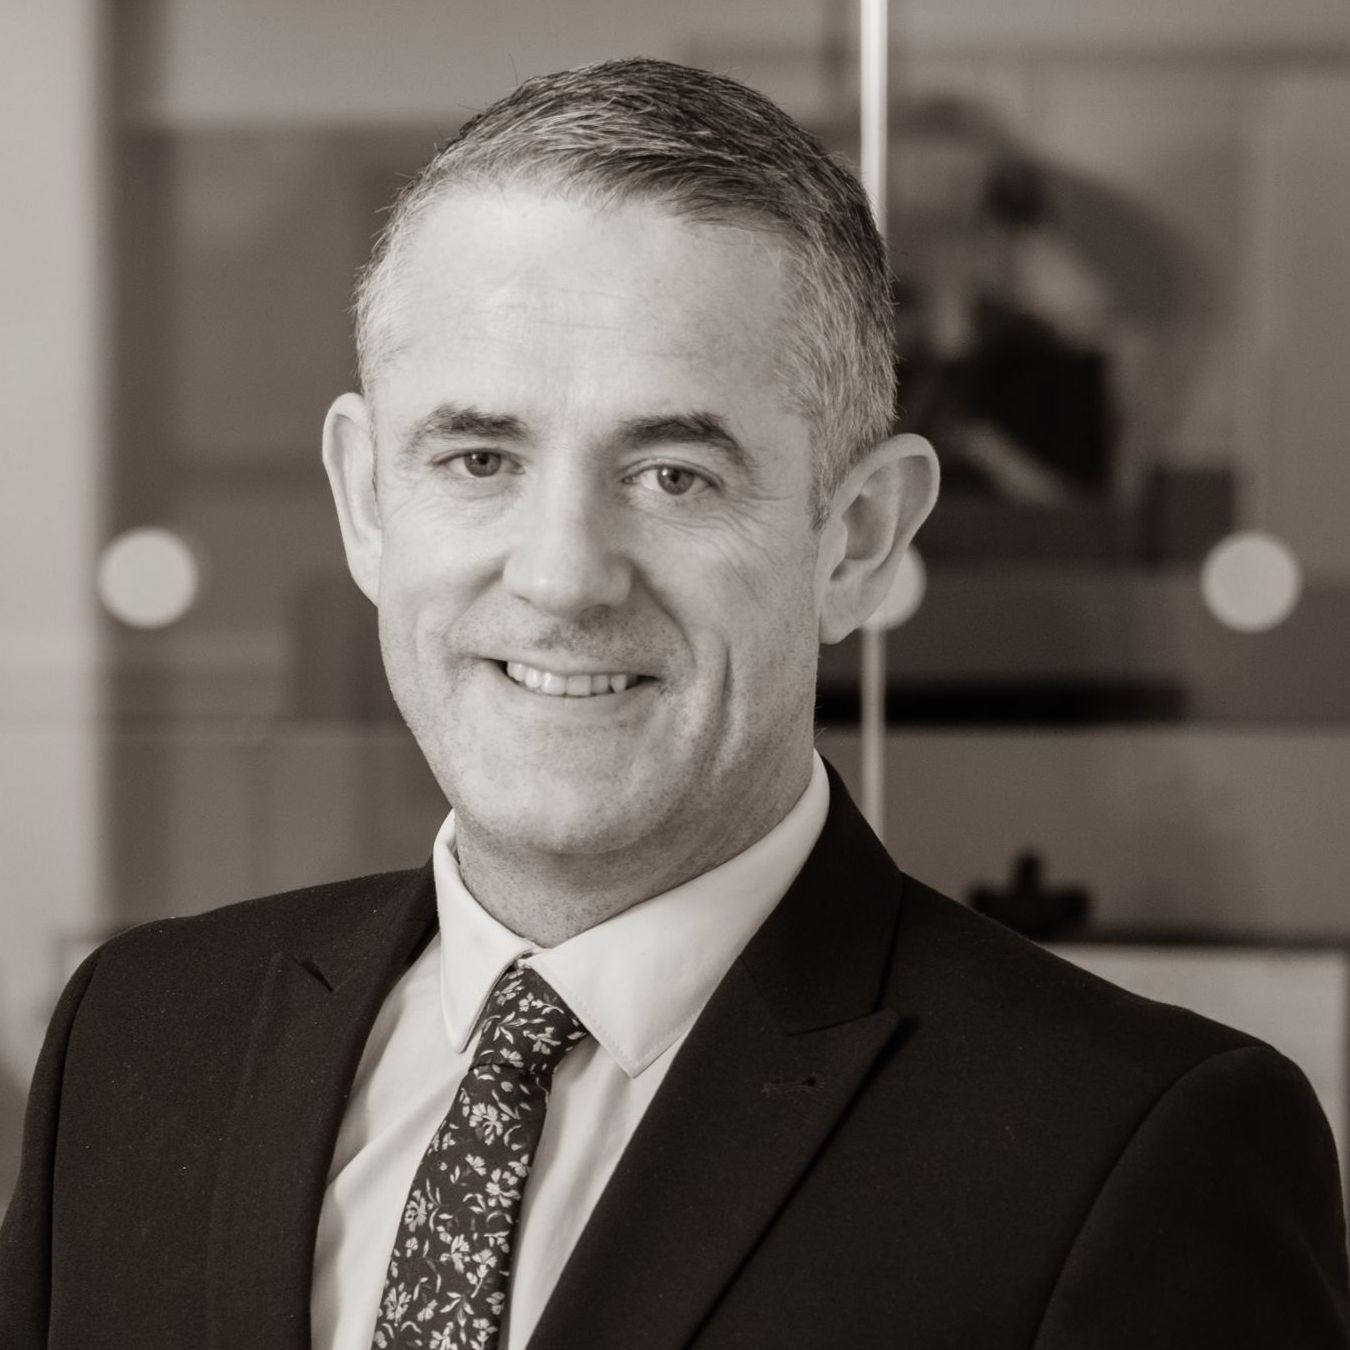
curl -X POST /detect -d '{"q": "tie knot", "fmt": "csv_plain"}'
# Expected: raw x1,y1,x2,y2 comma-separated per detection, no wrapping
474,963,587,1078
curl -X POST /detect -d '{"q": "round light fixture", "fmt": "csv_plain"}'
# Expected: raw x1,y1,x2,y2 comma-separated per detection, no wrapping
1201,530,1302,633
96,527,201,629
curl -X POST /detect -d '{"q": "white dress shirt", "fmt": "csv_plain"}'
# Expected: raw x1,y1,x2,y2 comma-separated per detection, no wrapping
310,751,829,1350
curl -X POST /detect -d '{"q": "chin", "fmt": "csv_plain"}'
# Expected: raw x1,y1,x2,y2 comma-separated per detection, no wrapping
443,752,658,856
479,788,653,859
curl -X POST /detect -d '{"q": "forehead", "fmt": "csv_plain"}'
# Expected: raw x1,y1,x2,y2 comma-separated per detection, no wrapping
373,185,802,438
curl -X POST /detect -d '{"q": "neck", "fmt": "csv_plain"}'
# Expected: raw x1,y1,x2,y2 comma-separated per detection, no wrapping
453,754,814,947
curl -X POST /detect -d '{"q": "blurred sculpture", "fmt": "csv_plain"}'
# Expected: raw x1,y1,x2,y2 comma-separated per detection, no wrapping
970,849,1091,940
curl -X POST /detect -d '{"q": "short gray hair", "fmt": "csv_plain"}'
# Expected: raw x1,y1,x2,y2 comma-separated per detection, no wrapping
355,57,895,523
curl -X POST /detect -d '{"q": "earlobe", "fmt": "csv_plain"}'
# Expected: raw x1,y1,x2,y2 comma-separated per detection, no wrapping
817,433,939,645
322,392,383,604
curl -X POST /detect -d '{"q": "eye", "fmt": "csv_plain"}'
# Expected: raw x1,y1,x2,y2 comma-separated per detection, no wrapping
447,450,506,479
633,464,710,498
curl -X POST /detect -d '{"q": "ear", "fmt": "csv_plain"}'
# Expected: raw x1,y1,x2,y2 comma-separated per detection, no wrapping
322,391,382,604
816,432,939,645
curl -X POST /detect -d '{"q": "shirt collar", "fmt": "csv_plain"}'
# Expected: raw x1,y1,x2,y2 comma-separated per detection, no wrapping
433,750,830,1079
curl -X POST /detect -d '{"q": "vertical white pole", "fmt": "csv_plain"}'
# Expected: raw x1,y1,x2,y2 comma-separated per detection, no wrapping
859,0,889,838
860,0,889,212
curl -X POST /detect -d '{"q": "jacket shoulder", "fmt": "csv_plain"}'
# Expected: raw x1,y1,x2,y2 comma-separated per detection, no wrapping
92,866,430,980
862,874,1345,1314
886,871,1264,1089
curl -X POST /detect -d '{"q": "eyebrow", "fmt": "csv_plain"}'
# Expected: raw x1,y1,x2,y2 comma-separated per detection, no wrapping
612,412,750,471
402,404,528,455
401,403,751,472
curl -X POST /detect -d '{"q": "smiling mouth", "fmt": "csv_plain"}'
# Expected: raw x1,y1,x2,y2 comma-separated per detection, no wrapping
496,660,653,698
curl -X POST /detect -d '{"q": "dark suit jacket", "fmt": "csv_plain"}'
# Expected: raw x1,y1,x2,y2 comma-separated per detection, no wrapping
3,760,1349,1348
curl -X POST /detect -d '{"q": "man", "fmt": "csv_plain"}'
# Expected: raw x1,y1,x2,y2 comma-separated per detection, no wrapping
2,57,1348,1350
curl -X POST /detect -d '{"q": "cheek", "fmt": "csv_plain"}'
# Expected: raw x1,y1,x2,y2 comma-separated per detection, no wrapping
744,555,822,693
673,542,819,692
376,536,477,667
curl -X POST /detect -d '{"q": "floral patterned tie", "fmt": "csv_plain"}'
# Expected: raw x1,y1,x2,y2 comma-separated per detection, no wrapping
370,963,588,1350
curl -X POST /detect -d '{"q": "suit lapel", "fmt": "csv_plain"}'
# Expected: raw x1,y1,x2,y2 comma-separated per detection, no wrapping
529,761,906,1350
205,866,438,1350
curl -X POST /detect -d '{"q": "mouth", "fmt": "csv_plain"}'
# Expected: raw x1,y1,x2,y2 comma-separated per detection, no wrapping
493,659,655,699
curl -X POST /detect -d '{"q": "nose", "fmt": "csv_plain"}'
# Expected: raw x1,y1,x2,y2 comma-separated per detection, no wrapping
501,470,632,620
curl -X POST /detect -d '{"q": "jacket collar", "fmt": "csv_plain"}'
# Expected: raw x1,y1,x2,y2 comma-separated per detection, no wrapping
739,756,906,1032
301,864,438,993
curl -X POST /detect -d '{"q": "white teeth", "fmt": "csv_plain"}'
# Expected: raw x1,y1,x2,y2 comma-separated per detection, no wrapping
501,661,642,697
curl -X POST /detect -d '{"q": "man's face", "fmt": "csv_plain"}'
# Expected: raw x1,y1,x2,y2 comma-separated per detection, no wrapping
353,185,831,866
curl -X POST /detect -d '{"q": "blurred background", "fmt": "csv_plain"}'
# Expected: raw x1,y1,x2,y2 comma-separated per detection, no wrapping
5,0,1350,1207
